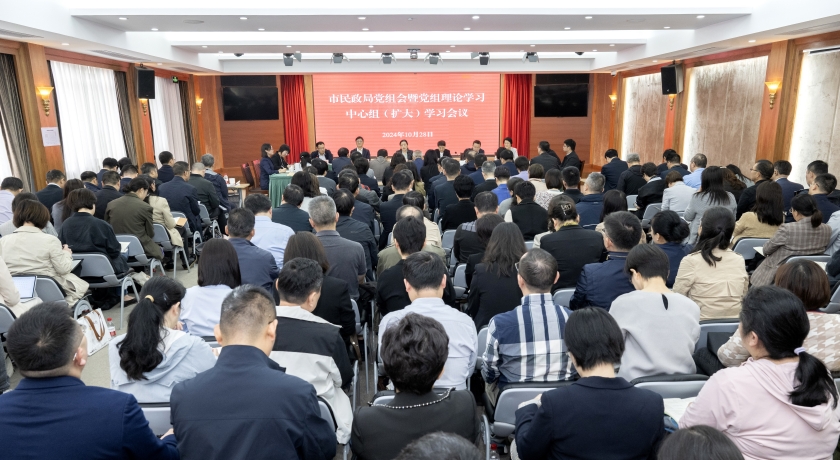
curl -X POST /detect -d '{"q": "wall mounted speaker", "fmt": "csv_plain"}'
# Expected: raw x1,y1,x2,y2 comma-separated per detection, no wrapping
661,64,684,95
136,68,155,99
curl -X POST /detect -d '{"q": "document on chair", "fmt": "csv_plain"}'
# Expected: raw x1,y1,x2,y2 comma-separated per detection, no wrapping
175,217,187,227
816,261,828,271
120,242,130,253
754,247,765,256
663,397,696,423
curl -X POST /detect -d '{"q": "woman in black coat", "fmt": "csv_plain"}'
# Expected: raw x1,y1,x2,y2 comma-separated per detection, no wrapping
58,188,129,275
467,223,526,329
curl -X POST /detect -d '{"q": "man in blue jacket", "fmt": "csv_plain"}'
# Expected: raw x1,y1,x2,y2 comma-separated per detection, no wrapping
570,212,641,310
576,172,606,227
600,149,628,191
159,162,202,235
773,160,803,222
0,302,180,460
171,285,336,460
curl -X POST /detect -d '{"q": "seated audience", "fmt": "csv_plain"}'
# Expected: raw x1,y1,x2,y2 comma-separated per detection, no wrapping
682,154,707,189
310,196,366,299
0,255,23,317
809,173,840,223
482,248,572,402
226,208,278,292
576,172,606,227
681,286,840,459
527,163,547,192
661,170,695,212
244,194,294,269
722,167,747,204
433,160,462,218
80,171,100,193
649,210,691,287
719,260,840,372
772,160,802,220
51,179,83,232
453,192,499,264
674,207,749,320
180,239,240,337
537,195,605,290
36,169,66,213
382,153,406,190
684,166,738,244
110,277,215,402
272,184,314,233
379,170,414,249
338,171,377,232
609,244,700,381
491,167,512,205
141,163,162,189
505,181,548,240
355,158,380,196
467,223,526,329
0,199,88,303
402,191,442,248
370,149,390,182
471,161,497,198
559,166,583,203
751,193,830,287
94,170,122,220
0,177,22,225
333,189,377,276
635,162,666,218
106,177,163,261
271,258,353,444
157,151,175,183
395,432,483,460
498,176,523,217
617,153,646,196
534,168,563,210
731,181,784,246
0,303,179,459
188,162,224,229
727,164,753,187
530,140,560,173
171,285,336,459
96,157,119,186
377,205,447,277
657,425,744,460
379,252,476,390
309,158,335,195
440,176,476,231
139,174,184,248
736,159,774,219
159,162,202,235
352,314,477,460
600,148,629,191
570,211,641,310
200,153,231,213
59,188,129,276
596,190,645,245
514,307,664,460
120,164,138,192
658,150,690,179
258,143,278,190
0,192,58,237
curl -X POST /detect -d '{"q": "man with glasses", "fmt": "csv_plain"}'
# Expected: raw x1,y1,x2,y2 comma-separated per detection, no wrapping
481,249,575,405
737,159,774,219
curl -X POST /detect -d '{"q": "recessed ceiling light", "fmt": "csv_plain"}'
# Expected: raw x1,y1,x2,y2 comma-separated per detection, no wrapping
240,17,247,20
749,39,756,43
697,15,705,19
664,26,670,29
118,17,127,21
585,16,593,19
472,15,480,19
368,45,374,48
258,28,264,31
370,50,376,53
446,50,450,53
156,63,162,65
151,28,158,31
358,17,366,20
450,45,456,47
610,44,615,46
464,27,470,30
564,27,571,30
593,49,597,51
286,45,292,48
61,42,69,46
362,28,369,31
530,44,536,47
218,51,223,54
653,60,658,62
520,50,524,52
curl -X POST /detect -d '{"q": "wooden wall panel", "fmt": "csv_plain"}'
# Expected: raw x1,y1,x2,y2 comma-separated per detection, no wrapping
589,73,614,168
194,75,224,168
304,75,316,152
530,74,593,170
620,72,668,164
756,40,797,163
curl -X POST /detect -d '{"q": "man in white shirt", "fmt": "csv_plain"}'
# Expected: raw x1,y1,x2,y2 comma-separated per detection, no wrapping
682,154,707,189
378,251,476,390
243,194,294,269
0,177,23,226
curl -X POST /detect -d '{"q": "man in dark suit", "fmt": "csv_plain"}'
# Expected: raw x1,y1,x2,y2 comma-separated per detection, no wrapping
355,158,381,196
0,303,179,460
531,140,561,172
658,151,690,180
119,165,138,193
737,159,773,219
96,157,119,188
201,153,231,211
272,184,313,233
352,136,371,159
471,140,486,155
337,171,376,234
467,154,487,185
36,169,65,213
332,147,353,173
227,208,279,292
379,170,414,249
655,149,688,176
540,208,606,290
159,162,202,234
635,162,667,219
441,176,477,231
498,149,518,177
171,285,336,459
810,173,840,223
600,149,628,191
436,140,451,158
560,139,582,172
453,192,498,264
141,162,164,190
157,151,175,183
105,177,163,260
94,171,123,220
560,167,584,203
472,162,498,199
335,189,378,277
433,159,461,218
311,141,333,163
773,160,804,222
80,171,100,192
617,154,647,196
576,173,606,227
188,162,224,230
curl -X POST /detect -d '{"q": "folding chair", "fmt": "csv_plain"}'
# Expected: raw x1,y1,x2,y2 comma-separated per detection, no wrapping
351,299,371,392
552,288,576,308
441,230,456,268
198,203,222,239
640,204,661,227
171,211,202,256
694,318,739,353
139,403,172,436
0,304,14,335
786,255,832,265
626,194,638,210
73,253,139,329
153,223,191,278
631,374,709,399
731,238,770,261
116,234,163,277
485,381,575,438
524,241,534,250
19,274,92,318
821,287,840,313
453,264,468,300
475,326,488,373
317,398,350,460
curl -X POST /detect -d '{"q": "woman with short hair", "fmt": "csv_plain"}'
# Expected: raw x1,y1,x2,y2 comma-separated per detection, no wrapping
730,181,784,247
514,307,665,460
650,210,691,287
681,286,840,460
610,244,700,381
535,169,564,210
718,260,840,371
673,207,749,320
527,163,547,192
179,239,241,337
684,166,738,244
351,313,478,460
661,171,694,212
51,178,84,232
290,171,320,213
110,276,216,403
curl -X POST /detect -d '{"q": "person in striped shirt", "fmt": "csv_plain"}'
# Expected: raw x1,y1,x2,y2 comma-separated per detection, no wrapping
481,248,576,404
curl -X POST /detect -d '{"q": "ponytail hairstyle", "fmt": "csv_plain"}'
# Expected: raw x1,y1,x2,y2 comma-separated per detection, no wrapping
740,286,837,408
790,193,823,228
548,194,578,228
692,206,735,267
118,277,186,381
651,210,690,243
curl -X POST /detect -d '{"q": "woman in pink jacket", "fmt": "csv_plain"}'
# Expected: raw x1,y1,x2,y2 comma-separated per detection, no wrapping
680,286,840,460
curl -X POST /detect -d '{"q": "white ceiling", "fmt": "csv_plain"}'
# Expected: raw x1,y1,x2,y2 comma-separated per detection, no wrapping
0,0,839,74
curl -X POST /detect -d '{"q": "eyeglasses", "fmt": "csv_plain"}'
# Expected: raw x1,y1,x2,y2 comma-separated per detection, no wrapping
514,262,520,273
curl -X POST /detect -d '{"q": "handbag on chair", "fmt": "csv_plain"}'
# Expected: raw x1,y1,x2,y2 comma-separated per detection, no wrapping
76,308,111,356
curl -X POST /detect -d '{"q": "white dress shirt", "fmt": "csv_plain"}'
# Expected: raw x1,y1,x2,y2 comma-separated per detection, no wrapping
0,190,14,226
378,297,477,390
661,182,696,213
180,284,232,337
250,215,295,268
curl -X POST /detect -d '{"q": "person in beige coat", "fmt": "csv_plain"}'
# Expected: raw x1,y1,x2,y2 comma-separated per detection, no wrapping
750,194,831,287
673,206,749,321
0,200,88,304
144,177,184,247
729,181,784,247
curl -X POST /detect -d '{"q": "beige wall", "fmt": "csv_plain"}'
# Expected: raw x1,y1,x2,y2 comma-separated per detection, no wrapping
621,72,668,164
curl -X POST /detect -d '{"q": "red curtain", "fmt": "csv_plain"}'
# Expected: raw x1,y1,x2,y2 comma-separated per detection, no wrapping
281,75,309,164
502,74,532,158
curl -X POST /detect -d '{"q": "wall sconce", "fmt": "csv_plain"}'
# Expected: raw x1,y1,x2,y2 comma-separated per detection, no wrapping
765,81,781,109
608,94,617,110
139,98,148,116
195,97,203,114
668,94,676,110
36,86,54,116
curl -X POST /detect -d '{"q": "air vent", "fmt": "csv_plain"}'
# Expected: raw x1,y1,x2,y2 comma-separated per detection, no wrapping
91,50,144,61
183,20,204,24
0,28,43,38
660,46,725,60
174,67,195,72
777,21,840,36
